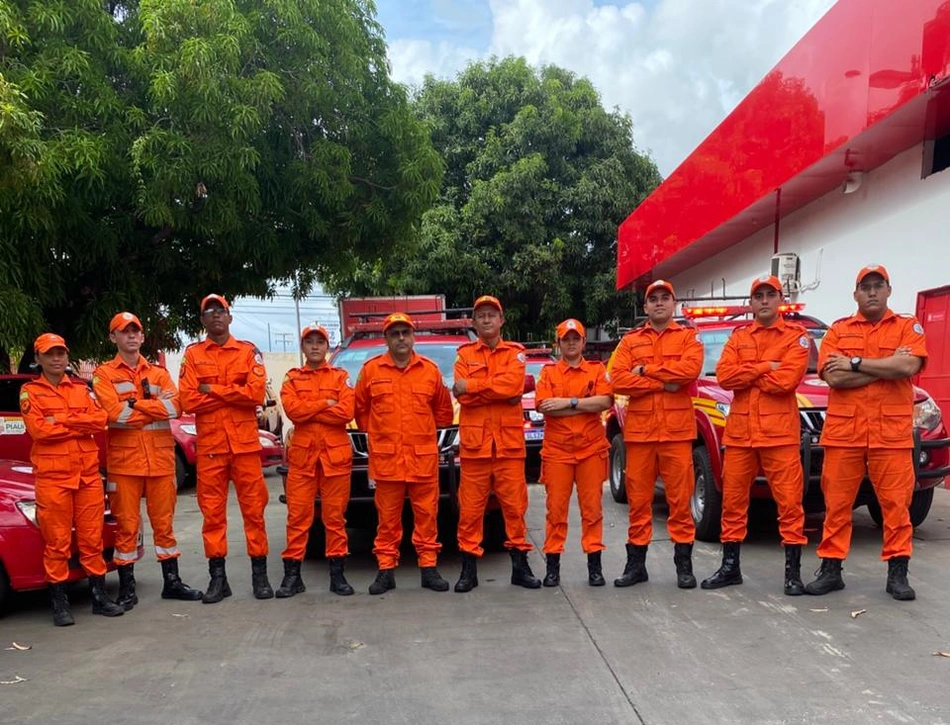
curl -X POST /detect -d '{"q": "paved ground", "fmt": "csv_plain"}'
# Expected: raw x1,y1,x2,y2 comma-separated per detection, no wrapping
3,476,950,725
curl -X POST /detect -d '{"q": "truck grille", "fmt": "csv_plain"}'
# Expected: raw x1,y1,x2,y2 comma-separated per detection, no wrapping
348,426,458,458
800,409,825,435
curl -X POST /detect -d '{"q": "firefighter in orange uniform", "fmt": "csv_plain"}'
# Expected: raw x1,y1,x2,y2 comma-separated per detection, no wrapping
536,318,613,587
700,276,809,595
610,280,703,589
277,323,355,598
453,295,541,592
806,265,926,601
21,333,124,626
93,312,202,609
354,313,455,594
179,294,273,602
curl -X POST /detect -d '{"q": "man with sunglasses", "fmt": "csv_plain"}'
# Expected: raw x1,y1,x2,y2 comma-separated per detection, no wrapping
806,265,927,601
179,294,273,602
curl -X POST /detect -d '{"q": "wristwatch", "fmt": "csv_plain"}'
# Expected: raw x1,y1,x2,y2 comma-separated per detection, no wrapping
850,356,862,372
570,397,579,410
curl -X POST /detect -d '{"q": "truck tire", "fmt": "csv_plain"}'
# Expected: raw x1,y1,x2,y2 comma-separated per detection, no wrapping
866,487,935,529
691,446,722,542
609,434,628,503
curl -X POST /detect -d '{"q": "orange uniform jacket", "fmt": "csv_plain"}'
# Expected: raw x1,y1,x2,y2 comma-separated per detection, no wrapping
716,318,809,448
536,358,612,462
610,321,704,442
93,356,181,476
20,376,107,483
281,364,355,476
454,339,526,458
819,310,927,449
179,336,266,454
355,351,453,482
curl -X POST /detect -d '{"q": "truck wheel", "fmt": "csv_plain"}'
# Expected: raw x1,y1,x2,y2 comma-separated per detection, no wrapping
866,487,935,529
609,434,628,503
174,451,194,491
691,446,722,542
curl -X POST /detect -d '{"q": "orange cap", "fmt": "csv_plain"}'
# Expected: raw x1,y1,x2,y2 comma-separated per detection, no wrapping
109,311,143,333
856,264,890,287
644,279,676,298
556,318,586,339
34,333,69,354
750,275,784,296
300,323,330,341
382,312,415,332
473,295,503,314
200,294,230,313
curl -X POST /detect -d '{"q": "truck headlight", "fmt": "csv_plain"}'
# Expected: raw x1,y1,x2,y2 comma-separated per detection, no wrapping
913,396,942,432
528,410,545,423
259,436,273,449
16,500,38,526
715,402,731,417
180,424,198,436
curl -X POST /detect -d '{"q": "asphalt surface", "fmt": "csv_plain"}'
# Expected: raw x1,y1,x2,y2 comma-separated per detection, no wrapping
2,475,950,725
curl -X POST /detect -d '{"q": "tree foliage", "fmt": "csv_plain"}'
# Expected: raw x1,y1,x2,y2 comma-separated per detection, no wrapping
0,0,442,365
331,57,661,340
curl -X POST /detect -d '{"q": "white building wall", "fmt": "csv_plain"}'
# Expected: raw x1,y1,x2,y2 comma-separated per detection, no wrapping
669,144,950,322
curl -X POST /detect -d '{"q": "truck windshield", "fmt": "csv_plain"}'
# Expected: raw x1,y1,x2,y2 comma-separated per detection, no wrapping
696,328,823,376
331,342,463,388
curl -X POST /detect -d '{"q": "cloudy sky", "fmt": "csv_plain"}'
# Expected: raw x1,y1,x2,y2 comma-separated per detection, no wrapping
376,0,837,176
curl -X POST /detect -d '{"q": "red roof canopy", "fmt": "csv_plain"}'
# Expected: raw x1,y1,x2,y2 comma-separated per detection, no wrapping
617,0,950,290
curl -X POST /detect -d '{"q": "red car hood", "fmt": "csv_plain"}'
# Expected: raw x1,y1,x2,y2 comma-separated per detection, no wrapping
0,459,39,500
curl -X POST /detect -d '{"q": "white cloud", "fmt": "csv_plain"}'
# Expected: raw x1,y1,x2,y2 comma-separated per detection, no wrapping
387,0,836,175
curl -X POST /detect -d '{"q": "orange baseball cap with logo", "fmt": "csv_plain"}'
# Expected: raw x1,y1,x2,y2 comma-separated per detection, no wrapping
34,333,69,354
855,264,890,287
200,294,231,313
473,295,503,313
109,311,143,333
382,312,415,332
300,323,330,341
644,279,676,298
556,318,586,339
750,275,784,296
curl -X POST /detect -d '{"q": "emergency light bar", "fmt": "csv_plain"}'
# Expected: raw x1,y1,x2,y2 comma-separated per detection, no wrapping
681,303,805,319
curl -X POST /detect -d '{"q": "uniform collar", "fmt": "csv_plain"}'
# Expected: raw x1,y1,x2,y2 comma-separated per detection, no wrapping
854,308,896,324
36,374,77,390
204,334,239,349
111,353,149,372
556,357,589,372
475,337,507,351
380,350,421,369
751,316,787,333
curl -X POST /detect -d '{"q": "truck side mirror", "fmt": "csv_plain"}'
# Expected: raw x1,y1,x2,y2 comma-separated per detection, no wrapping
523,374,536,395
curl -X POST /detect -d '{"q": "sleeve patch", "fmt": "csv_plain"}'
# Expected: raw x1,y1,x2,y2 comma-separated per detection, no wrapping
799,336,809,348
516,352,526,363
914,323,924,334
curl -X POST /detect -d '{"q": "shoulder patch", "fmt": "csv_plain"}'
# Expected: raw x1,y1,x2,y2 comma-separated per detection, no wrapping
799,335,809,348
19,390,29,401
516,352,526,363
913,323,924,334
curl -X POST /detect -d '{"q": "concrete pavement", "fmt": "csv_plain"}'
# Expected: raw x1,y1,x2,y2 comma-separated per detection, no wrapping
2,476,949,725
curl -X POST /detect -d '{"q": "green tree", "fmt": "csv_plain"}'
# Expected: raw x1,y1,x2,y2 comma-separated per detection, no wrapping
332,57,661,340
0,0,441,367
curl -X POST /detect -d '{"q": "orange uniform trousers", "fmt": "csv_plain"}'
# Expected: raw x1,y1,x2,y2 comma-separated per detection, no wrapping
542,453,607,554
720,445,806,545
625,441,695,545
458,456,530,557
373,478,441,569
107,473,179,564
818,447,914,561
282,461,349,560
196,451,269,559
36,473,108,583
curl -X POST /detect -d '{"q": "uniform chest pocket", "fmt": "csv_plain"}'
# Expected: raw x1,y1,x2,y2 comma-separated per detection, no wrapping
836,333,864,357
412,383,435,412
370,380,395,413
737,344,757,362
628,343,653,365
464,361,488,379
195,362,218,383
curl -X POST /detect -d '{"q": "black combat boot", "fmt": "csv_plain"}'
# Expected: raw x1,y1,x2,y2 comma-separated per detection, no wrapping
701,542,742,590
804,558,845,595
251,557,274,599
587,551,606,587
783,545,805,596
89,575,124,617
160,558,203,601
49,582,74,627
542,553,560,587
116,563,138,611
275,558,305,599
454,553,478,593
420,567,450,592
368,568,396,595
202,557,232,604
328,557,354,596
614,543,649,587
673,542,697,589
885,557,916,601
510,550,542,589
